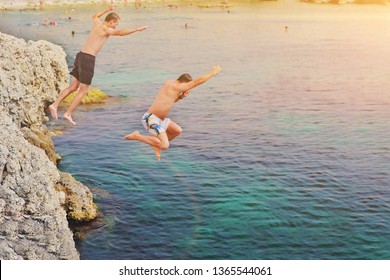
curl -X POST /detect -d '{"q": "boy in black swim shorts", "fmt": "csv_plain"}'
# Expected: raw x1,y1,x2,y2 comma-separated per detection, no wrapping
69,52,96,86
49,4,148,125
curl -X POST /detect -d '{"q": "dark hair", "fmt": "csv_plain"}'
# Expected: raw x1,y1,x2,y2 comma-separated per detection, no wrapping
105,12,120,22
177,73,192,83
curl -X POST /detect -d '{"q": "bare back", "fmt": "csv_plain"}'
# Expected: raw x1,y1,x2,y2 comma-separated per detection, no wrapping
148,80,182,119
81,20,111,56
147,66,222,119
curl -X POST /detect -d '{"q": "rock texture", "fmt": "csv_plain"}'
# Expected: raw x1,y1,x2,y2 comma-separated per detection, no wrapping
0,110,79,259
55,172,97,222
0,32,97,259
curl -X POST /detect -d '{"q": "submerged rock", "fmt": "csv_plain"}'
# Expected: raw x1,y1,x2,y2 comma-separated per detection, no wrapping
63,87,109,105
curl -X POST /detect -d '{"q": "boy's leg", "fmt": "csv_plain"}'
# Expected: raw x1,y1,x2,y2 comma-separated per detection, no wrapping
63,83,89,125
154,132,170,160
124,131,169,160
124,131,169,149
166,120,182,141
49,78,80,120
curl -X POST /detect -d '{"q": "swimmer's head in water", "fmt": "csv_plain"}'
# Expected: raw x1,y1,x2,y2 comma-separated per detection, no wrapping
105,12,120,28
177,73,193,83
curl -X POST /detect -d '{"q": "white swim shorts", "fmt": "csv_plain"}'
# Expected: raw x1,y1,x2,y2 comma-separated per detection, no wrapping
141,112,171,136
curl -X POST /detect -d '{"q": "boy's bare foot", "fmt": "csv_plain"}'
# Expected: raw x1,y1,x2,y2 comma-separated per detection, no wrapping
124,131,161,160
124,131,140,140
153,147,161,161
63,113,76,125
49,104,58,120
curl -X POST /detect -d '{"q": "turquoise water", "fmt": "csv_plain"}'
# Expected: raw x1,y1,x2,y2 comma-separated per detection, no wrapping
2,2,390,259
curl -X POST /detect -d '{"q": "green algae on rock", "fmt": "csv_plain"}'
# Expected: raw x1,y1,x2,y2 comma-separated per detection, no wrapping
62,87,109,105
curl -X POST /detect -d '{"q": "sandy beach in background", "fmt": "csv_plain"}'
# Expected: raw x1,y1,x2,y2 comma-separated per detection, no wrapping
1,0,183,10
2,0,389,12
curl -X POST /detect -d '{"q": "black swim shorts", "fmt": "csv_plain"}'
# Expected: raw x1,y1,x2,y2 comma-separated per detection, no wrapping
70,51,96,85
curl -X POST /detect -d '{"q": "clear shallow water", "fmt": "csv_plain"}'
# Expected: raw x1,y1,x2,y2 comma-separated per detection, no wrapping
2,2,390,259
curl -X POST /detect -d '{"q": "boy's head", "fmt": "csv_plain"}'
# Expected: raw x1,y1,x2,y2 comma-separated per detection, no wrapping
177,73,192,83
105,12,120,29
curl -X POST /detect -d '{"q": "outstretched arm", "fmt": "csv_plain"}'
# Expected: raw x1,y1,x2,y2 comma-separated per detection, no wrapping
92,4,115,21
107,26,149,36
176,66,222,93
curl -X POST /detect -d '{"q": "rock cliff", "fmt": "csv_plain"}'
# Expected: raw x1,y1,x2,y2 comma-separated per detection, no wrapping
0,32,97,259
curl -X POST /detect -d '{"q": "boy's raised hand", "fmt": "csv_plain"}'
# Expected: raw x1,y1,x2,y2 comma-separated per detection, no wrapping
212,65,222,75
136,26,150,32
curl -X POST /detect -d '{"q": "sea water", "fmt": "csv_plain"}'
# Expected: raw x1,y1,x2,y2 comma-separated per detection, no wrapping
1,2,390,259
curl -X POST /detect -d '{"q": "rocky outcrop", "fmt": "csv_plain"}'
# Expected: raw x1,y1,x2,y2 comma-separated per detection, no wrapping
0,110,79,259
0,32,97,259
55,172,97,222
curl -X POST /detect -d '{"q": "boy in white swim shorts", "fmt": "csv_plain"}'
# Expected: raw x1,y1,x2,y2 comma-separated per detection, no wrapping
124,66,222,160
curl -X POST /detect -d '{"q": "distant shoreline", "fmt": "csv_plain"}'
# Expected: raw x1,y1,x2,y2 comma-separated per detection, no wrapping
2,0,390,12
0,0,186,12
